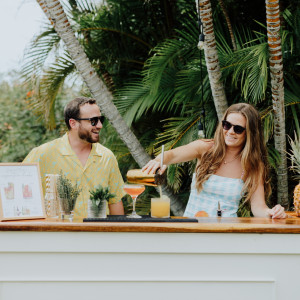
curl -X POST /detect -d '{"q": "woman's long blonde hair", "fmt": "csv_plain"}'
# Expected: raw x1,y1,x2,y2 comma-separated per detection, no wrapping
195,103,271,202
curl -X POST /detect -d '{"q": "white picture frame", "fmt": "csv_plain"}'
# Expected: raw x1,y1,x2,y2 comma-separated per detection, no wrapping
0,163,46,221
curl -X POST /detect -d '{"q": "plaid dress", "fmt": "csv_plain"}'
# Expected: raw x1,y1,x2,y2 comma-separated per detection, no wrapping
184,173,244,217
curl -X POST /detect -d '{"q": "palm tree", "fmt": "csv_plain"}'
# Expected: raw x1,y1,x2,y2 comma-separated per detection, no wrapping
115,3,300,209
39,0,185,215
28,0,299,213
198,0,228,120
26,0,197,129
41,0,149,166
217,0,237,51
266,0,288,207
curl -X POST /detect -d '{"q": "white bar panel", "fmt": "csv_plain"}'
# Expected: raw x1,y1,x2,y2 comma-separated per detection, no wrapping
1,232,300,254
0,281,275,300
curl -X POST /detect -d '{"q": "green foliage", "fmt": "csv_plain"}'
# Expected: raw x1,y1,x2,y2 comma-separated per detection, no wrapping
57,171,82,213
16,0,300,209
0,74,65,162
237,200,252,218
89,185,115,215
21,0,197,127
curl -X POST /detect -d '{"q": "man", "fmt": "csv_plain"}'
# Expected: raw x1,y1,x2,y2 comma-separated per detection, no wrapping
24,97,125,217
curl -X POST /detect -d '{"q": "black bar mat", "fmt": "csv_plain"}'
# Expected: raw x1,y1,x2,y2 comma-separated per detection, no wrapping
83,215,198,223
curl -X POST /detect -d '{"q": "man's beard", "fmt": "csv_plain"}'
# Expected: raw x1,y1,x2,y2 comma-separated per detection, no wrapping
78,126,99,143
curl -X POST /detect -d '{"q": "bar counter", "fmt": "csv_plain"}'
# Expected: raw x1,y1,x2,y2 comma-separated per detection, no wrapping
0,214,300,232
1,215,299,300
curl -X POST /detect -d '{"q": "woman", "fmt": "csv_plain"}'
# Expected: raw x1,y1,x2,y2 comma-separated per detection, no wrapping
143,103,286,218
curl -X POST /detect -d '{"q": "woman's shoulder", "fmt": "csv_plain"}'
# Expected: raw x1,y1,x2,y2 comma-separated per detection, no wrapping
193,138,214,149
188,139,214,157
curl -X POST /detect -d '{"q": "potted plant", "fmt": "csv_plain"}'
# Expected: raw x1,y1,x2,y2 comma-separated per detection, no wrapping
88,185,116,218
57,171,81,221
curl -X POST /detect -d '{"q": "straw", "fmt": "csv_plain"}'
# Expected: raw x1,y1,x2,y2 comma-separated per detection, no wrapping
160,145,165,171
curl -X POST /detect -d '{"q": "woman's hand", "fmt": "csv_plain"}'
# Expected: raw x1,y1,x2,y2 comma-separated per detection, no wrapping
142,140,211,175
268,204,287,219
142,159,167,175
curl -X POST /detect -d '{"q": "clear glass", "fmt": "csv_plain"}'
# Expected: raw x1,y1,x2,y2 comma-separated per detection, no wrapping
59,197,76,222
151,196,170,218
123,183,145,218
60,208,74,222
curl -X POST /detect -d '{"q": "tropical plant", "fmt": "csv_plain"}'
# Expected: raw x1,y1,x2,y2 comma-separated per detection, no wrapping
25,0,196,128
115,2,300,208
21,0,300,213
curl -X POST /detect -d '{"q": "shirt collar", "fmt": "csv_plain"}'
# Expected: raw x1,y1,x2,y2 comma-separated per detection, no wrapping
60,133,103,157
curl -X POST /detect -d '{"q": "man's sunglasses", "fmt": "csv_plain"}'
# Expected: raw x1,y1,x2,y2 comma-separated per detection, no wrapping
222,120,246,134
75,116,105,126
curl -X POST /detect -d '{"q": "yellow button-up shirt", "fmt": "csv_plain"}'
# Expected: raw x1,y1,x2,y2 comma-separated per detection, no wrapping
23,133,125,217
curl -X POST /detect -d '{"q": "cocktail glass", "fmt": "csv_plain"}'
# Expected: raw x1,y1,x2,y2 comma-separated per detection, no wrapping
123,183,145,218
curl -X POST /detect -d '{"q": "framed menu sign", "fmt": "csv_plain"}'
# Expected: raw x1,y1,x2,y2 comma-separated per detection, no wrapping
0,163,46,221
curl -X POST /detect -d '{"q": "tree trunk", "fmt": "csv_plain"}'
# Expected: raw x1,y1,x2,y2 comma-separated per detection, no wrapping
266,0,289,208
199,0,228,120
218,0,237,51
39,0,185,215
37,0,53,23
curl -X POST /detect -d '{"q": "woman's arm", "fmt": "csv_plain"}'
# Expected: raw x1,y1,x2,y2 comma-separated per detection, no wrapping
142,139,213,174
250,180,286,219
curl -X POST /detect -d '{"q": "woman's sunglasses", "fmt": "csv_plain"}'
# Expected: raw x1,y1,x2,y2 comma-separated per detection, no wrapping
222,120,246,134
75,116,105,126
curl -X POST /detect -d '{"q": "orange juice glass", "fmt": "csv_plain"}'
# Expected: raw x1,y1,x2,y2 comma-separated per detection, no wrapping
151,196,170,218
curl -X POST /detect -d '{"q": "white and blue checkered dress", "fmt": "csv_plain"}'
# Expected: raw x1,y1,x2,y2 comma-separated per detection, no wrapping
184,173,244,217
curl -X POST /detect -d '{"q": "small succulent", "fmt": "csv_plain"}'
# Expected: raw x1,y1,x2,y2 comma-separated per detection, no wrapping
89,185,115,215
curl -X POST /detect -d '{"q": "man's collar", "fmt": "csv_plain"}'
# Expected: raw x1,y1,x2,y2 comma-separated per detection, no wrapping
60,132,102,157
60,133,74,156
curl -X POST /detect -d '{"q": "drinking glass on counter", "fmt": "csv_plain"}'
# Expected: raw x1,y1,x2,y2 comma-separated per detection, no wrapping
123,183,145,218
151,195,170,218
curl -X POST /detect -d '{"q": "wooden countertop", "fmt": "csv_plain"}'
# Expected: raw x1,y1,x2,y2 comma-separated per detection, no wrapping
1,213,300,233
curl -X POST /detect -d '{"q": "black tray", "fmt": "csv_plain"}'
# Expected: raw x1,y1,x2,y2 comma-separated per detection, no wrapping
83,215,198,223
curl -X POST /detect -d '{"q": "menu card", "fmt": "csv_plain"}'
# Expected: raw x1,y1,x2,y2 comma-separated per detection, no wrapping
0,163,45,221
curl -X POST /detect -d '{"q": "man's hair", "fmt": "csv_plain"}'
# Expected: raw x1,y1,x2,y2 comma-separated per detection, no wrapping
64,97,97,130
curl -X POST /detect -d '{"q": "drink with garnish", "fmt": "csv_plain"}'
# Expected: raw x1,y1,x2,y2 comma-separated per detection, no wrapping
123,183,145,218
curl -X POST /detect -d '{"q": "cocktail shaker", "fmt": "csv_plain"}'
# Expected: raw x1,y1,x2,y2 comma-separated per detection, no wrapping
126,169,165,186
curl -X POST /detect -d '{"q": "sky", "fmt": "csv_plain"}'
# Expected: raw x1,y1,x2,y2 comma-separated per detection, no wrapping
0,0,46,74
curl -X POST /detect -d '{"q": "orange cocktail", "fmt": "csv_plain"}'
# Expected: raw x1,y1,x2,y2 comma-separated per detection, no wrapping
123,185,145,198
123,184,145,218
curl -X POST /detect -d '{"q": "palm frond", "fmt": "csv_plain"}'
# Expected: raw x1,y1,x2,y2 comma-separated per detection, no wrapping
21,27,61,83
222,42,269,103
28,54,75,128
167,164,190,194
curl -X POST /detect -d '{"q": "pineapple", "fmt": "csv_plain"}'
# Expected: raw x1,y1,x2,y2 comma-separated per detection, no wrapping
289,133,300,216
295,184,300,216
